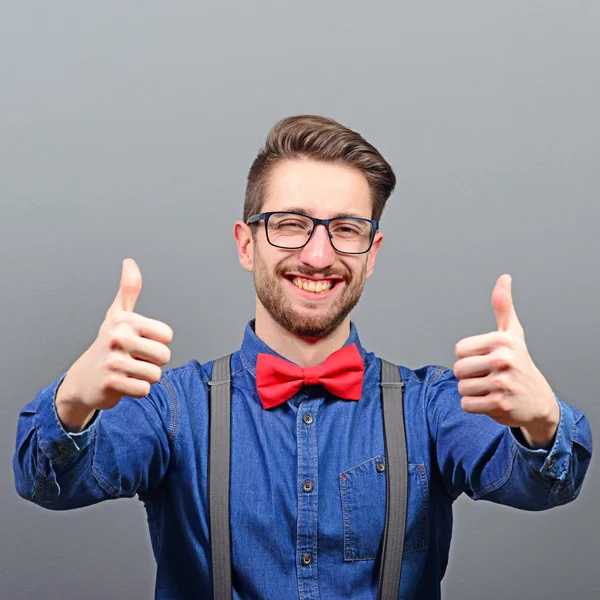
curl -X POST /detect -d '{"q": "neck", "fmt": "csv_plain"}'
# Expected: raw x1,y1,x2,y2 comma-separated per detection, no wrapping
254,303,351,367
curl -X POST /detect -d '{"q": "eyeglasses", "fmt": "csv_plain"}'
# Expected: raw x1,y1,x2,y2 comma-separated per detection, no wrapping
246,211,379,255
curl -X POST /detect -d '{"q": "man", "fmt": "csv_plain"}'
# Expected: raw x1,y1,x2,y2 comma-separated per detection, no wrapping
14,115,592,599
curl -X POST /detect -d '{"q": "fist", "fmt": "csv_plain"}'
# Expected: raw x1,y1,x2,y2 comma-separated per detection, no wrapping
58,258,174,413
453,274,559,447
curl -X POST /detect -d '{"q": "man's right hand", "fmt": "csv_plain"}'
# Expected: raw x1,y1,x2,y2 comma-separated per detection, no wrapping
56,258,174,431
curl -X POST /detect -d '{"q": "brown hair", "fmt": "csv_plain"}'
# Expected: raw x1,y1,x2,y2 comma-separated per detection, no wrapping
243,115,396,222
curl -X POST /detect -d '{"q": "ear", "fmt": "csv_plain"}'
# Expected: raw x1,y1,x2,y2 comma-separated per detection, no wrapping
234,221,254,273
365,231,383,279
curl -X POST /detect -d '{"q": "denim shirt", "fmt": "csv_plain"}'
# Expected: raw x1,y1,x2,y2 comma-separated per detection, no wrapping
14,321,592,600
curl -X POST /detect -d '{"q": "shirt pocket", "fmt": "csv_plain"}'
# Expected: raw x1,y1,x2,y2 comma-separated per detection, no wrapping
339,456,429,561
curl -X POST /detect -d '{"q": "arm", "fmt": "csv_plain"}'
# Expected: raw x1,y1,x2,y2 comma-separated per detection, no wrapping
13,371,174,510
13,257,174,509
13,376,175,510
428,368,592,509
431,274,592,507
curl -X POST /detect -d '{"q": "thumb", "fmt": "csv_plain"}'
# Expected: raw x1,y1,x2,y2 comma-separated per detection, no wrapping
108,258,142,314
492,274,520,332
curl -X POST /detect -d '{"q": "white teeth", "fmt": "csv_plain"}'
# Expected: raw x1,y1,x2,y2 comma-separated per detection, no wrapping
292,277,333,293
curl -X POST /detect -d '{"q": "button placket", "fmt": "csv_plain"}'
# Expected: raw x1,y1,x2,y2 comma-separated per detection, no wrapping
296,400,321,599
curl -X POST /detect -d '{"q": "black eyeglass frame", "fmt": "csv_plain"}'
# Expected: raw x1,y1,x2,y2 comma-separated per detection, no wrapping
246,211,379,255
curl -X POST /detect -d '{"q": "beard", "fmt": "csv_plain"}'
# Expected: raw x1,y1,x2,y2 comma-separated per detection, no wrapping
253,248,367,339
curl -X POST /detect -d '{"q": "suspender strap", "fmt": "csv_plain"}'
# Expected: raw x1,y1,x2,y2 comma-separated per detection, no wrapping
209,355,407,600
209,355,234,600
377,359,408,600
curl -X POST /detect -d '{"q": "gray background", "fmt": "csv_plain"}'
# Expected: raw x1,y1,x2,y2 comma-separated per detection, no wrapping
1,1,598,598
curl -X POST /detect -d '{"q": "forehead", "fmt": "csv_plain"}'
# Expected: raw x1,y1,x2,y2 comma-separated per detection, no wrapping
261,158,372,218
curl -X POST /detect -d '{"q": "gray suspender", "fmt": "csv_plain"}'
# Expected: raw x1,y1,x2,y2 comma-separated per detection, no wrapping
209,355,407,600
208,356,234,598
377,359,408,600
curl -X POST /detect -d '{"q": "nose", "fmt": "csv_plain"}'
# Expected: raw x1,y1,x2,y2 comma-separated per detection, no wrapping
297,224,336,270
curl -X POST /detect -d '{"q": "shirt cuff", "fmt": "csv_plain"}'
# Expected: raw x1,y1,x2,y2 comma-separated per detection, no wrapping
510,395,574,481
35,372,100,463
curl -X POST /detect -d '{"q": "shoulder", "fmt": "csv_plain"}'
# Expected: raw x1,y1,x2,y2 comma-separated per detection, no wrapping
370,351,456,390
371,355,461,412
157,359,214,403
158,352,246,395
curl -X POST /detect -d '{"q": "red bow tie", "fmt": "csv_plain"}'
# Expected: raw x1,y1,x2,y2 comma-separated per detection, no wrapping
255,343,364,409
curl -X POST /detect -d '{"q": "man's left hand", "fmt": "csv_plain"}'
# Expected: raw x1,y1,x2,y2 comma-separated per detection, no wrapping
453,274,560,449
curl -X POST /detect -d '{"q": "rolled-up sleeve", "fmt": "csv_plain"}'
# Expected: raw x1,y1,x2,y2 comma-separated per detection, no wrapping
428,368,592,510
14,372,174,510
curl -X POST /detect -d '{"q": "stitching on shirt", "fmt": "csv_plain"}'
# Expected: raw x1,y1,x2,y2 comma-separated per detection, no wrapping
144,498,162,550
340,455,383,477
231,365,244,377
424,366,451,447
159,375,179,446
240,350,256,378
428,366,448,386
404,463,429,554
32,413,43,502
339,474,352,560
340,455,384,561
473,443,517,498
297,410,305,600
32,441,44,502
311,404,318,598
90,428,136,498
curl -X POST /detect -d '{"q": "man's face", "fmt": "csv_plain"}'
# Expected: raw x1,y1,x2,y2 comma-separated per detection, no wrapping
238,159,382,339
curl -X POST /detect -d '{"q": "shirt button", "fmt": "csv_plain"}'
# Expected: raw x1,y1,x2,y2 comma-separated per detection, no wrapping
376,461,386,473
301,554,312,566
302,413,313,425
57,445,69,455
303,480,314,493
546,457,556,471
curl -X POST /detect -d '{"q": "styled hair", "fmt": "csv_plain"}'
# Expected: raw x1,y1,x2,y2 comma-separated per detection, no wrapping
243,115,396,222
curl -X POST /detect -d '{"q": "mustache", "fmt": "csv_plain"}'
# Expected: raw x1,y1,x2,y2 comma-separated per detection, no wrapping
276,263,351,282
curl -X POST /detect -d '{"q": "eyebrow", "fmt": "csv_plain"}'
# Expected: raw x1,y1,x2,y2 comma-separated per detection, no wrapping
276,207,369,219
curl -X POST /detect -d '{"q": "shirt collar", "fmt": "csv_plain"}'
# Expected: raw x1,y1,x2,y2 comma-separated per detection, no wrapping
239,319,367,379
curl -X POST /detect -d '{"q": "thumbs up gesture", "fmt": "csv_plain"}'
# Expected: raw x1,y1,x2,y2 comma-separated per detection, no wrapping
453,275,560,449
56,259,174,430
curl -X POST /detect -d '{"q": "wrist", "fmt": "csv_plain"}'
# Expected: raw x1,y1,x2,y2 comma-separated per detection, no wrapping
55,374,96,433
520,396,560,450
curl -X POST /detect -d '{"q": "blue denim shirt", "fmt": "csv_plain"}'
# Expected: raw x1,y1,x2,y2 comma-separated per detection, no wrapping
14,321,592,600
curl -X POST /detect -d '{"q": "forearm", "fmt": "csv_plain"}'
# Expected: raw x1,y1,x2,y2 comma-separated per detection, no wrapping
478,399,592,510
13,376,108,509
55,373,98,433
14,373,173,509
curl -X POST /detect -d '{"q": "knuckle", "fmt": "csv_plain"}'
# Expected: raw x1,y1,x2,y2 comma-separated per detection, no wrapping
496,332,514,348
106,353,126,372
102,373,119,393
491,353,511,371
109,332,129,351
149,365,162,384
489,392,510,413
490,374,507,391
108,312,128,328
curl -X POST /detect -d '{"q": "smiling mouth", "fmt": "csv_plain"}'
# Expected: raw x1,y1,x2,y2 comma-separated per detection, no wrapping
288,275,339,294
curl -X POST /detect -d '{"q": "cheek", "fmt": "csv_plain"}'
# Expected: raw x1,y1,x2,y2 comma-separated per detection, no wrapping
255,246,290,276
348,257,368,278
